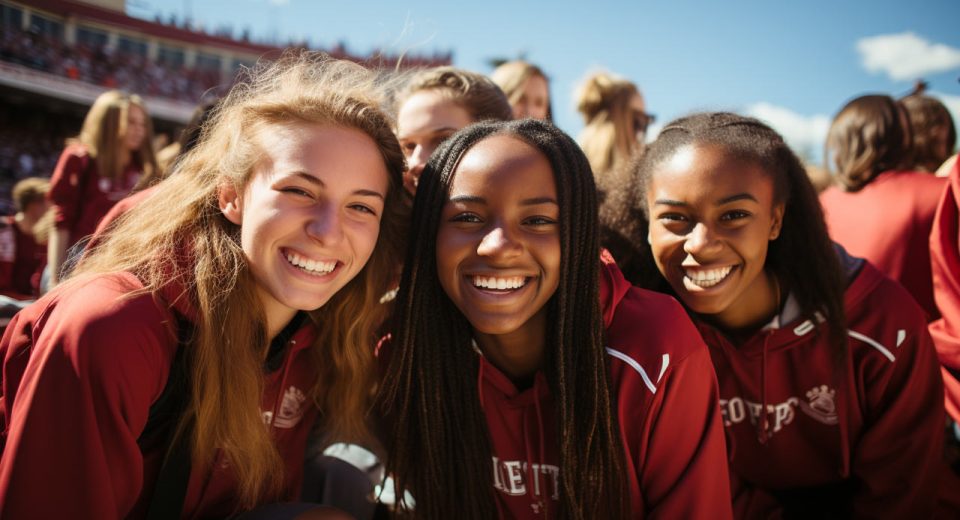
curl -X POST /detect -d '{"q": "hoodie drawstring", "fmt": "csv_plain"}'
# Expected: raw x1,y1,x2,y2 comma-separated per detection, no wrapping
533,376,548,517
757,333,772,445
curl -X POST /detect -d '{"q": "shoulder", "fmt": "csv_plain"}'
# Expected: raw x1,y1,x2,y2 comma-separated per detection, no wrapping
605,287,708,391
26,273,178,372
844,263,929,363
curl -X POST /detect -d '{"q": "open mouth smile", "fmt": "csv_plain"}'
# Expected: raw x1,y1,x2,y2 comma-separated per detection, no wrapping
285,250,338,277
682,265,735,289
470,275,530,293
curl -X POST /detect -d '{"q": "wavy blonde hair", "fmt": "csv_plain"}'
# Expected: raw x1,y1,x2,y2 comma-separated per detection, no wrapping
576,72,642,181
73,52,407,509
72,90,159,188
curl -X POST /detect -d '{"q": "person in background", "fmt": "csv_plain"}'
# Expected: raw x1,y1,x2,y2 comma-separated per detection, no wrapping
0,177,49,302
575,71,652,183
395,66,512,195
490,60,552,121
900,92,957,174
46,90,159,288
0,53,406,520
377,119,732,519
624,111,944,517
820,94,946,320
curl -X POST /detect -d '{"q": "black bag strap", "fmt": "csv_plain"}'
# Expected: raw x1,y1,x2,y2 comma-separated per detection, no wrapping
140,317,194,520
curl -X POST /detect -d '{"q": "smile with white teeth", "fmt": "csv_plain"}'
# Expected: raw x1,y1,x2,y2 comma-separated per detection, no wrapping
683,266,734,288
286,252,337,276
472,275,527,291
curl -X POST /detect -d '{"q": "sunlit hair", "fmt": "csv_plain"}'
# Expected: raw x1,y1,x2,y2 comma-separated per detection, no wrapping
575,71,643,181
900,94,957,172
12,177,50,213
825,94,910,191
490,60,553,121
613,112,846,357
378,119,631,519
71,90,159,188
73,52,408,510
397,66,512,123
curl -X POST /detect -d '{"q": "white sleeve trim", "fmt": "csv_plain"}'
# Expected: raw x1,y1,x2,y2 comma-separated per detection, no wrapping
606,348,669,394
848,329,895,362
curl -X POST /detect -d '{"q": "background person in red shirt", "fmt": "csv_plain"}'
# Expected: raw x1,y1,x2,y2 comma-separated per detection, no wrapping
0,177,49,302
819,94,946,320
46,89,160,288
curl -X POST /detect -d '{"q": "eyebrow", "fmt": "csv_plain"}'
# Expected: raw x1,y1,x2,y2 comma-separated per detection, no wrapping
289,172,384,200
448,195,559,206
654,193,758,206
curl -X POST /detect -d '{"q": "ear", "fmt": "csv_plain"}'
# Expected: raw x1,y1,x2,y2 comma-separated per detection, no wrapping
218,182,243,225
769,203,785,240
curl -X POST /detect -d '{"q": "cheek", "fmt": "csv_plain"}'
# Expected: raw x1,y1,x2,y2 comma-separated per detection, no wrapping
349,220,383,262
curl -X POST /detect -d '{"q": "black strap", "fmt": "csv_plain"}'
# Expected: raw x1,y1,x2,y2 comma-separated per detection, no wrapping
141,318,194,520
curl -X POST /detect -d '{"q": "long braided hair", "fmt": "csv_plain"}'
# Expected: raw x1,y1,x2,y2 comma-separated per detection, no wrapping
377,118,631,518
619,112,847,354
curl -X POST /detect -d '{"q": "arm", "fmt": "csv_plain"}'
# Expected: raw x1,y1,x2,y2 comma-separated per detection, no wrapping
851,327,944,518
46,148,88,287
638,344,733,520
0,285,173,519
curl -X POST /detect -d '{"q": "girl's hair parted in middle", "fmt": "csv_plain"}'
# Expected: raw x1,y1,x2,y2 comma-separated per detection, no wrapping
377,118,631,519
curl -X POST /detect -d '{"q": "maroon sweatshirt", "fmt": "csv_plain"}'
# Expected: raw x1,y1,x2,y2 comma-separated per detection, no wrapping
695,258,944,518
479,253,733,519
0,272,321,518
48,144,144,247
820,170,946,320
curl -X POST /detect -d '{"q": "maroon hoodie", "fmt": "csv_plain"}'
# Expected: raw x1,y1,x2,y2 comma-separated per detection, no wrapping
929,159,960,424
478,252,733,519
693,256,944,518
0,271,321,519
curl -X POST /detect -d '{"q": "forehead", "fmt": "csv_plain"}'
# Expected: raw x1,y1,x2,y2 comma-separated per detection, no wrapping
651,144,773,201
397,89,473,138
252,123,387,180
449,134,556,196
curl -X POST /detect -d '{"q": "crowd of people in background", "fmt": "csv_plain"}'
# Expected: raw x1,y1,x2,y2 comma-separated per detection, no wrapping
0,42,958,519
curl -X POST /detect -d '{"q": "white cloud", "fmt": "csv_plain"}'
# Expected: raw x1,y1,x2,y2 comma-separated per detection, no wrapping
268,0,289,5
744,102,831,162
857,32,960,81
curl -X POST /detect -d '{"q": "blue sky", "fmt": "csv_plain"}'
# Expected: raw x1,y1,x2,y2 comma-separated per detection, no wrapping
129,0,960,162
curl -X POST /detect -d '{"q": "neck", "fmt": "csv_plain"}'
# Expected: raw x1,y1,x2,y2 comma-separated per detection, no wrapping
473,311,548,387
712,269,781,335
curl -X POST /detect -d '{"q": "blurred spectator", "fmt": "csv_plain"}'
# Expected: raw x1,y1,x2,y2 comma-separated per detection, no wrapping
0,177,50,301
490,60,552,121
900,93,957,173
576,71,652,182
46,90,159,288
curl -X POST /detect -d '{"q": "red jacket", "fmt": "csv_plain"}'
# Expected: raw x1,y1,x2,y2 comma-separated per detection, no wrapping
820,170,946,320
0,272,321,519
48,144,144,246
929,159,960,424
0,216,45,299
694,258,944,518
481,253,732,519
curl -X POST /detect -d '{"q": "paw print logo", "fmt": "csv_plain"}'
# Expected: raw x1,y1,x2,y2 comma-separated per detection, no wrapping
805,385,836,415
799,384,839,425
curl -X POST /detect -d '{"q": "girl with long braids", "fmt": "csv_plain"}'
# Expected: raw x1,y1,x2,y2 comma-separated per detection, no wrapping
620,112,944,517
377,118,732,518
0,53,406,519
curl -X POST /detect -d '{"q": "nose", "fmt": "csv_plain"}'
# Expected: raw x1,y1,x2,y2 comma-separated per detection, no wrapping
683,222,721,256
307,203,344,246
477,225,523,259
403,146,430,193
